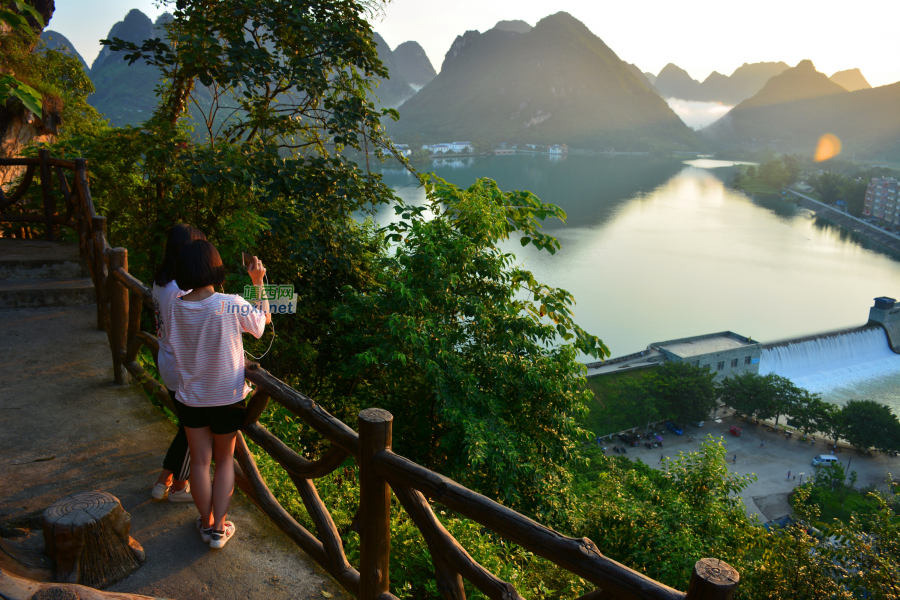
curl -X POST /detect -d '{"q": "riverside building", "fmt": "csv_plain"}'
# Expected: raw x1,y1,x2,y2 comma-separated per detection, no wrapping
863,177,899,226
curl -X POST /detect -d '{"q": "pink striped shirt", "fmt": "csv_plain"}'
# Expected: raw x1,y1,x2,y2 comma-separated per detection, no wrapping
166,292,266,407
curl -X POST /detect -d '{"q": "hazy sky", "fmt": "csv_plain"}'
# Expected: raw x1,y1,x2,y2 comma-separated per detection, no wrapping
53,0,900,87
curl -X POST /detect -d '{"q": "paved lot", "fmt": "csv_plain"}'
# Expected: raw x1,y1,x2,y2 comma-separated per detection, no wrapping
609,412,899,522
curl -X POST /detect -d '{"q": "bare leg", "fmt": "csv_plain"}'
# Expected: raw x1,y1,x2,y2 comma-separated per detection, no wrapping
185,426,214,528
211,432,237,531
155,469,173,486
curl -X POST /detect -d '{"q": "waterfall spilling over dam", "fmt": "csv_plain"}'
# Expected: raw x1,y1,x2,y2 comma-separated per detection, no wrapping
759,326,900,395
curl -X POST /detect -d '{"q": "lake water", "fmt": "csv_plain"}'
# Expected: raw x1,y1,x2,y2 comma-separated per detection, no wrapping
378,155,900,408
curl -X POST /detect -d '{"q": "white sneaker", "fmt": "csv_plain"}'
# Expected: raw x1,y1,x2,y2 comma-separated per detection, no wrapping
168,484,193,503
151,483,169,500
195,516,213,543
209,521,235,549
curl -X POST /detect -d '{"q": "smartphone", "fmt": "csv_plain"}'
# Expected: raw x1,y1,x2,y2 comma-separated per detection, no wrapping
242,251,253,269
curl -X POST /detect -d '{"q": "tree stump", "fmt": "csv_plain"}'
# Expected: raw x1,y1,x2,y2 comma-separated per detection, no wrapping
41,492,144,588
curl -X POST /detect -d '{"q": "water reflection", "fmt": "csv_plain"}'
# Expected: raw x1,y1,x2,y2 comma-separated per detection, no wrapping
376,155,900,406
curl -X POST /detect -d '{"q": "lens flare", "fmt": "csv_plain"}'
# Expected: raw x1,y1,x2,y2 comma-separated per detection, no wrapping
814,134,842,162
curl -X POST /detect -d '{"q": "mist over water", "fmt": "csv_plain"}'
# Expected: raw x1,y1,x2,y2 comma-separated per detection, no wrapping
379,155,900,410
665,98,733,129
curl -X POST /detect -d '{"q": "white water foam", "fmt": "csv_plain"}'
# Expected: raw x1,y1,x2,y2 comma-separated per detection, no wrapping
759,328,900,397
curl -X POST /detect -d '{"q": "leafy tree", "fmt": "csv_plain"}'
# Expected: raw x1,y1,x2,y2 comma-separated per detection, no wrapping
841,400,900,452
740,485,854,600
616,375,661,430
818,403,849,450
781,154,801,185
574,439,758,591
840,177,869,217
642,362,717,424
746,165,757,178
809,171,843,205
786,391,830,436
335,175,607,521
755,374,803,429
718,371,772,418
759,159,789,188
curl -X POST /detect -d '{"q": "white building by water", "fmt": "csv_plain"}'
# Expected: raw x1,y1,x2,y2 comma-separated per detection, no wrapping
422,141,472,154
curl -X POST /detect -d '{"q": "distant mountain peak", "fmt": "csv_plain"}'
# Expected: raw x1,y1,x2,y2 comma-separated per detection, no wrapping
393,40,436,87
39,30,88,71
492,20,531,34
392,14,696,150
441,30,481,71
830,68,872,92
730,59,846,111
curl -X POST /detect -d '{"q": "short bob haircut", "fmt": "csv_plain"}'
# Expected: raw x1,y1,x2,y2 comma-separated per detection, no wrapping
153,224,206,287
174,239,226,291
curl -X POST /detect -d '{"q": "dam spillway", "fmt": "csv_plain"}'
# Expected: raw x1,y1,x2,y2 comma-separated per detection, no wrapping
758,326,900,396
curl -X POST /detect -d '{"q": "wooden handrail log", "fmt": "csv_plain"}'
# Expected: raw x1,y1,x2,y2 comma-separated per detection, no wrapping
0,214,75,227
394,486,515,600
122,360,175,413
0,157,76,169
242,390,271,426
112,267,153,308
243,363,360,458
241,422,349,480
124,331,159,364
374,451,685,600
0,165,35,208
233,439,328,566
287,472,360,591
576,591,617,600
74,160,97,220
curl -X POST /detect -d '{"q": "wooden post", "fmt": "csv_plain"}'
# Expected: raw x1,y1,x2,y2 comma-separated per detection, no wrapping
73,159,90,257
38,149,55,240
91,216,107,331
127,290,142,349
107,248,129,385
685,558,740,600
358,408,393,600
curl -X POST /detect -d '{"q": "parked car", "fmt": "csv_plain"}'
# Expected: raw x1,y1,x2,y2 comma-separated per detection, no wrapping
618,433,641,447
812,455,839,467
665,421,684,435
693,421,704,427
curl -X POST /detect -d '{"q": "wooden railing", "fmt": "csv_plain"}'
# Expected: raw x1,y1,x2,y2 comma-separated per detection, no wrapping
0,154,741,600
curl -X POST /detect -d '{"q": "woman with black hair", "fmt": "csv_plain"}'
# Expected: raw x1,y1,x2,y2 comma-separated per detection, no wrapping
150,224,206,502
167,240,270,548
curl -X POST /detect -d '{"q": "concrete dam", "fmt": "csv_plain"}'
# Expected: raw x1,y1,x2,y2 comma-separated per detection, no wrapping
587,296,900,402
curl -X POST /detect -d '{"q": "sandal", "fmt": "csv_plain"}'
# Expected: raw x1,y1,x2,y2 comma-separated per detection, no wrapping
195,516,213,543
209,521,235,549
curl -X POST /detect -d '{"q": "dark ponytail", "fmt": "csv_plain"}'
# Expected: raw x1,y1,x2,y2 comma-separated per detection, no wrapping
153,224,206,287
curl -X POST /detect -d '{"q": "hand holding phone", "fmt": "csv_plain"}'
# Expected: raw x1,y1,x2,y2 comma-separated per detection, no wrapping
245,252,265,287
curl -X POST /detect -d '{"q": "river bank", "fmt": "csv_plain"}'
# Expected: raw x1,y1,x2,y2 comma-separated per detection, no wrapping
787,189,900,255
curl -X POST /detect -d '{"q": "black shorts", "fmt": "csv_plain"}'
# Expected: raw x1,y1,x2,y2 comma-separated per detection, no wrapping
174,399,246,435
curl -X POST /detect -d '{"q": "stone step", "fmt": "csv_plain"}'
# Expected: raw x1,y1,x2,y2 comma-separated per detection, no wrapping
0,277,95,308
0,239,88,279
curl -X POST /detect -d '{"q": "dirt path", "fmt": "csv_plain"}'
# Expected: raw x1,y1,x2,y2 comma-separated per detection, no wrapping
0,305,351,600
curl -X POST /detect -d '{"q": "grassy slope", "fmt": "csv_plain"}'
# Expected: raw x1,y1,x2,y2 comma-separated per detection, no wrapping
391,12,699,150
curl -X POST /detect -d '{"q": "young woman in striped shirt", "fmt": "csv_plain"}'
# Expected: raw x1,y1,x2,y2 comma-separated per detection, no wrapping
167,240,271,549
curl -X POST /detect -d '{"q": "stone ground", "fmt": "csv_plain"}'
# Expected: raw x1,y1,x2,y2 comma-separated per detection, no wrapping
0,305,351,600
610,414,900,522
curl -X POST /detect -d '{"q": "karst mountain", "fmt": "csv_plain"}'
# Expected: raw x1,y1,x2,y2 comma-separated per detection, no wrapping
390,12,698,150
703,60,900,157
653,62,790,105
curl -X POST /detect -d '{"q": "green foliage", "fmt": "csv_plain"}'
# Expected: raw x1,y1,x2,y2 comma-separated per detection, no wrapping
732,155,800,194
0,0,44,116
582,370,651,437
334,175,607,522
573,439,758,590
840,400,900,452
